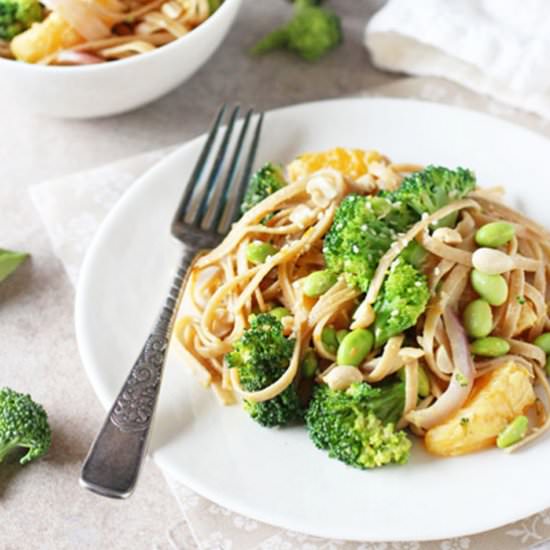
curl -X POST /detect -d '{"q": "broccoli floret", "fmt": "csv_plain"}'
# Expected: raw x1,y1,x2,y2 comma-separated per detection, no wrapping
387,166,476,225
226,313,302,427
373,259,430,347
240,162,287,216
207,0,222,14
0,0,42,40
0,387,51,465
252,0,342,62
323,194,402,291
305,381,411,469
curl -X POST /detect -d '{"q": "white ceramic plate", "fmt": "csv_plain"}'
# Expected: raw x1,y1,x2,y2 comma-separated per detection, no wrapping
75,98,550,542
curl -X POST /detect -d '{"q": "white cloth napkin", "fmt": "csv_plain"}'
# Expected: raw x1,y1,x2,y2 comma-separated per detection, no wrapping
365,0,550,120
30,81,550,550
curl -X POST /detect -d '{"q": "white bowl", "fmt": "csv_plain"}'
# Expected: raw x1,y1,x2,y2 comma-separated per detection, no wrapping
0,0,241,119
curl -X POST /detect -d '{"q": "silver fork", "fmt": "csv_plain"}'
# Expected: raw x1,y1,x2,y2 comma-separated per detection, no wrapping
80,105,264,499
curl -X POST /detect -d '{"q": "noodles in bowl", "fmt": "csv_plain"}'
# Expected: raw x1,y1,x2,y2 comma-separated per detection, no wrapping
0,0,222,64
175,147,550,470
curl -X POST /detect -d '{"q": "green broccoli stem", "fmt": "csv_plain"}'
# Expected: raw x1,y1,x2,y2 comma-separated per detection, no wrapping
0,439,19,463
251,28,289,55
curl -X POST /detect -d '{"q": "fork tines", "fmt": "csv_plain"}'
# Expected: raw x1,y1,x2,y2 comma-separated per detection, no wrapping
171,105,264,240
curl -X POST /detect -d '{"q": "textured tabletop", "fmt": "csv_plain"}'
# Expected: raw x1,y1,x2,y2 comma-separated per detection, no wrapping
0,1,392,549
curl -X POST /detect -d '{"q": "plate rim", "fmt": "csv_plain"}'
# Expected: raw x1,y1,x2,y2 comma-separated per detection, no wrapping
75,96,550,542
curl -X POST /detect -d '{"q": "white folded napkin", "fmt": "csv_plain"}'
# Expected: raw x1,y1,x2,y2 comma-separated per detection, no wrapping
30,81,550,550
365,0,550,119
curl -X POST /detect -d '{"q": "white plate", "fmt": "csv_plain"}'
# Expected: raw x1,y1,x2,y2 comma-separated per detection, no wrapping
75,98,550,542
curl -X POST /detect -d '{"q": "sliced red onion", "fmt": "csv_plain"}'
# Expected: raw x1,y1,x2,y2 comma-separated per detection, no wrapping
407,308,475,430
55,50,104,65
41,0,112,40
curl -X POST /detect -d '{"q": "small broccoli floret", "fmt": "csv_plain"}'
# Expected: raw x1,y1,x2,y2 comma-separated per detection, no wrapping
207,0,222,14
373,259,430,347
240,162,287,216
323,194,402,291
0,0,42,40
305,381,411,469
226,313,302,427
252,0,342,62
0,387,51,465
387,166,476,223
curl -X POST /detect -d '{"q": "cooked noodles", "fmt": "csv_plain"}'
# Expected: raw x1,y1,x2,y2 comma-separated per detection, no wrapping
1,0,219,65
174,147,550,463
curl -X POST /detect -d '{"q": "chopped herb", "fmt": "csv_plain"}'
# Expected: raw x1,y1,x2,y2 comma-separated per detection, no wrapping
455,371,469,387
460,417,469,428
516,295,526,305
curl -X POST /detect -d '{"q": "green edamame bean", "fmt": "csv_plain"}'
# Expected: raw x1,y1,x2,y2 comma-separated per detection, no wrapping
337,328,373,366
246,242,278,264
463,299,493,339
471,336,510,357
321,326,339,354
301,349,318,378
475,222,515,248
471,269,508,306
336,329,349,344
534,333,550,354
269,307,290,321
397,365,431,397
496,415,528,448
303,269,337,297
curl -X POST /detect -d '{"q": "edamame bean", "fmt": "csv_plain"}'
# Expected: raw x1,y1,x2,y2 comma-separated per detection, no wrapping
470,269,508,306
397,365,431,397
337,328,373,366
303,269,337,297
463,299,493,338
534,332,550,354
496,415,528,448
471,336,510,357
336,329,349,344
475,222,515,248
269,307,290,321
301,349,318,378
246,242,278,264
321,326,339,354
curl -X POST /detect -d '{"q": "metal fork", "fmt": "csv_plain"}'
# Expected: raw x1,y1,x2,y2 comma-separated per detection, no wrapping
80,105,264,499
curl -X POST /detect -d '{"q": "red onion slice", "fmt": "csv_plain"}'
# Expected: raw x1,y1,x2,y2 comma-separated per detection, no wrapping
41,0,112,40
55,50,104,64
407,308,475,430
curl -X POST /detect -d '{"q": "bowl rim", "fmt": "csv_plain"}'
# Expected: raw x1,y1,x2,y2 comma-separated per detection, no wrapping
0,0,240,74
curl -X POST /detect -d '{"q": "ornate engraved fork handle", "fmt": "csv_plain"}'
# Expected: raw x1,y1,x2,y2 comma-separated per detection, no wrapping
80,243,203,499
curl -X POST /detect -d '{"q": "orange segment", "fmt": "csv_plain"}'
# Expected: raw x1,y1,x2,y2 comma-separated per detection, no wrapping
11,13,83,63
287,147,383,182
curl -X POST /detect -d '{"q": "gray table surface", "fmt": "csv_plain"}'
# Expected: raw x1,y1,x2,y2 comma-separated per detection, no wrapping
0,1,395,549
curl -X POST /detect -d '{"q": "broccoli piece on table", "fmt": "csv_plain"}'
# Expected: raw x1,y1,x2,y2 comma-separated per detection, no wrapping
373,259,430,347
0,387,51,465
240,162,287,216
305,381,411,469
323,194,403,292
252,0,342,62
0,0,42,40
386,166,476,226
226,313,302,427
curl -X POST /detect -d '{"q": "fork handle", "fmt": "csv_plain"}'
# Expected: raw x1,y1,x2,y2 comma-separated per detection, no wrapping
80,244,200,499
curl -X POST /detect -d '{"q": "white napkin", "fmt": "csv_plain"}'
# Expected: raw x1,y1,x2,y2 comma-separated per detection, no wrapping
365,0,550,119
30,82,550,550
